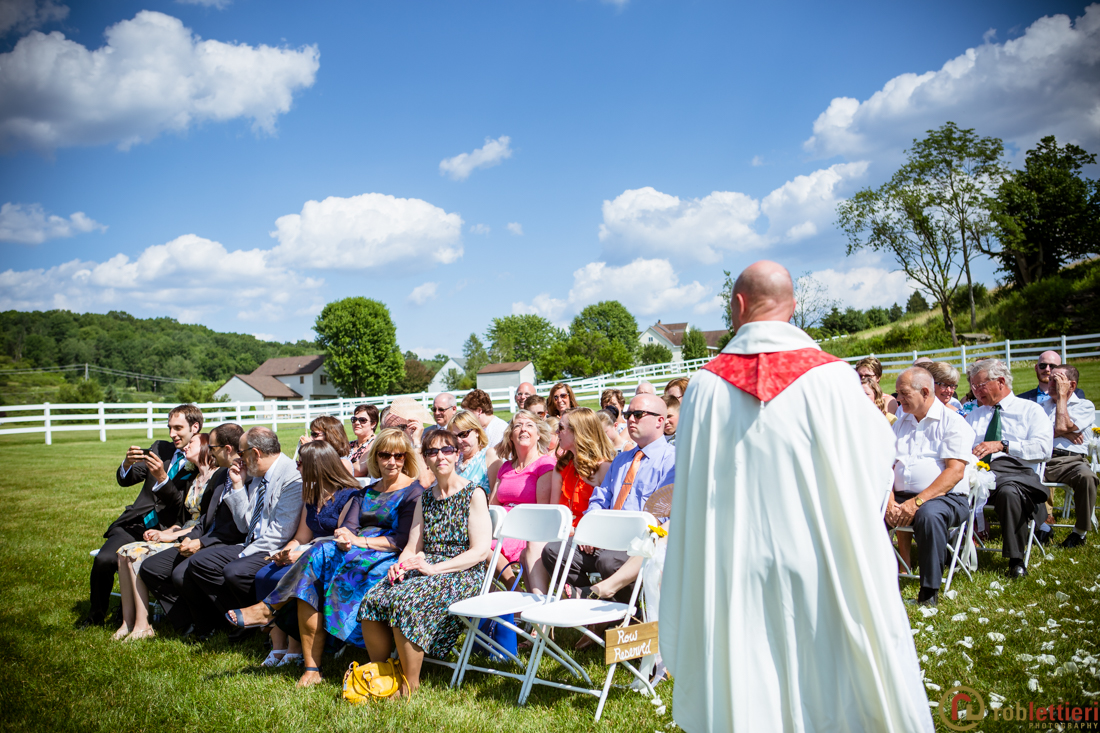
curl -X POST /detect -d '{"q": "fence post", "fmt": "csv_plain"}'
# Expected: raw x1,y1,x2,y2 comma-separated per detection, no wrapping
304,401,311,431
1061,334,1067,362
508,386,517,413
98,402,106,442
960,344,968,371
44,402,51,446
1005,339,1011,367
271,401,278,432
912,350,918,363
146,402,153,440
235,401,243,424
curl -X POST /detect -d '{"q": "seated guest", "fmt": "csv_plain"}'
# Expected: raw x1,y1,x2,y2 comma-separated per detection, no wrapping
597,408,635,454
181,427,303,637
425,393,458,442
524,394,548,419
927,361,965,414
461,389,508,450
863,378,897,426
299,415,354,474
114,432,216,641
450,409,494,494
542,393,674,605
547,382,578,418
886,369,975,606
634,381,656,396
1043,365,1097,549
600,388,628,433
529,408,615,595
664,377,689,401
1019,350,1085,403
240,441,361,667
515,382,536,413
139,423,246,636
855,357,899,414
966,359,1053,578
663,395,681,445
487,410,555,584
349,404,379,476
544,415,561,457
383,397,433,475
83,404,203,627
225,430,423,686
358,429,492,699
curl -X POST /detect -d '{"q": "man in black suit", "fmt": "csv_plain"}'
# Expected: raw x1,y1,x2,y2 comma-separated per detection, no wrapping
1017,350,1086,403
138,422,247,633
82,404,203,627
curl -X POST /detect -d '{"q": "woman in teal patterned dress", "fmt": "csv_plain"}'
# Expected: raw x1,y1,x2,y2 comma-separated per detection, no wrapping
359,429,493,698
449,409,496,494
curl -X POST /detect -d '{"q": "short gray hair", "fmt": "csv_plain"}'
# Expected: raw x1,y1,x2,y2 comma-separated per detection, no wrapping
434,392,457,409
244,426,282,456
967,358,1013,389
927,361,960,386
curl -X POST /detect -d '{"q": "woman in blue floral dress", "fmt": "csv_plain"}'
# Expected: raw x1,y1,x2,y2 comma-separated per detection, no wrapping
358,429,493,699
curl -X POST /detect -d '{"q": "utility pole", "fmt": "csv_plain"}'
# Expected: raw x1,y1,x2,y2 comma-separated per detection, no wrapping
84,363,88,381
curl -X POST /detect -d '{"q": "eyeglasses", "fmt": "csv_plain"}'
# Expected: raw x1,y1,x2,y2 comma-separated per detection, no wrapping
350,417,372,425
424,445,459,457
208,443,223,450
624,409,663,421
376,451,405,462
531,409,546,418
858,374,875,383
455,429,476,440
310,431,324,438
1037,362,1057,370
934,382,956,389
433,406,455,414
971,379,999,391
512,422,537,432
386,420,417,433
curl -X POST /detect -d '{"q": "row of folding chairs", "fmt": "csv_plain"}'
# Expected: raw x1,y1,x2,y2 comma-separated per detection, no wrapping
437,504,661,722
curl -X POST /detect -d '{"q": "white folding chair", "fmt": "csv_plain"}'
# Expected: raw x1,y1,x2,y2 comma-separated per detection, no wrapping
517,510,659,722
1039,461,1076,530
887,490,976,591
447,504,576,688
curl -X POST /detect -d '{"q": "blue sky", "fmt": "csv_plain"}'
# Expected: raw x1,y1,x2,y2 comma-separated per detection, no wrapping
1,0,1097,358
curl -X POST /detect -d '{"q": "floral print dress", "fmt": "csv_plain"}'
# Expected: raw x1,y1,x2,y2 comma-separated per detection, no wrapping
458,448,490,494
358,481,488,657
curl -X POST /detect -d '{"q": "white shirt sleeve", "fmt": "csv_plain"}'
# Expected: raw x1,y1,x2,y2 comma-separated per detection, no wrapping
1007,402,1053,462
939,414,975,462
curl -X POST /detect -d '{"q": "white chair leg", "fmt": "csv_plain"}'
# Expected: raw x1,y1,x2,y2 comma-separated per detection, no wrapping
594,662,619,722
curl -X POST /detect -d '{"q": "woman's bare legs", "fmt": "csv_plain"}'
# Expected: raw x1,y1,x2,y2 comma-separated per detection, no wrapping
125,571,156,640
362,620,396,662
113,556,136,640
296,599,326,687
393,626,424,698
523,541,549,594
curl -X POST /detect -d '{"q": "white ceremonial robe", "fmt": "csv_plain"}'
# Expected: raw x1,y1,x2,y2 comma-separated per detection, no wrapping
660,321,933,733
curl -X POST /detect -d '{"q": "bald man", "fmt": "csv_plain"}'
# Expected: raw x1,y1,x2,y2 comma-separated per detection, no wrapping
662,261,932,732
515,382,536,413
1018,350,1084,404
634,381,656,396
888,368,976,606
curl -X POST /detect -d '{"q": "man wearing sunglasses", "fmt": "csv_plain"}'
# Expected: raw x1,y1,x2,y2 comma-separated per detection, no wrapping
424,392,457,442
1018,350,1085,404
660,261,933,733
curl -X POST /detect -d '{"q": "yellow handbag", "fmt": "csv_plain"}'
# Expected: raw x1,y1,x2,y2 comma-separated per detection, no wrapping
342,659,404,703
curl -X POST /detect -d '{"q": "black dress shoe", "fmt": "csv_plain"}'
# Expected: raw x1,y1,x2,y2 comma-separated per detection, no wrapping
916,588,939,607
1035,527,1053,546
1006,562,1028,579
1060,532,1087,549
78,613,105,628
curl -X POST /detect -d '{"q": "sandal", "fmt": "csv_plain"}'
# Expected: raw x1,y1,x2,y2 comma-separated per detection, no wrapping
276,652,304,667
297,666,323,688
261,649,286,667
225,603,274,629
564,584,602,601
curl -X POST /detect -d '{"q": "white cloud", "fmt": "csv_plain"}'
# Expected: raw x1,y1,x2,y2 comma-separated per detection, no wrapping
439,135,513,181
602,0,630,7
252,332,276,342
0,11,319,153
0,0,67,36
0,202,106,244
751,155,764,166
513,257,710,323
269,193,463,270
176,0,231,8
804,5,1100,160
0,234,321,321
507,222,524,236
407,281,439,305
470,223,490,235
810,265,916,311
598,161,868,263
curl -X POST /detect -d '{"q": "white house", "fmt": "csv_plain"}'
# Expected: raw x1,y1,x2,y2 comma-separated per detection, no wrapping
214,355,337,402
427,357,466,393
639,320,727,362
476,361,536,392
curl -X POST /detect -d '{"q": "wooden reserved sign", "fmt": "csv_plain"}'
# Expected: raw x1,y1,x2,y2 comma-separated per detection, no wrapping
604,621,658,664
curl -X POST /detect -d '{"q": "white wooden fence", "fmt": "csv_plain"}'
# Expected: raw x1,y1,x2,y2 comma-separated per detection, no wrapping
3,332,1098,445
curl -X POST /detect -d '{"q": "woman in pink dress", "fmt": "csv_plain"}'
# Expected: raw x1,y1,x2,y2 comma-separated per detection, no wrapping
486,410,555,584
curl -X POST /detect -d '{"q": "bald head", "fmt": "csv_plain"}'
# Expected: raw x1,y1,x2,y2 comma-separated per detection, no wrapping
635,382,656,396
1036,350,1061,387
895,367,934,419
626,393,668,448
731,261,796,329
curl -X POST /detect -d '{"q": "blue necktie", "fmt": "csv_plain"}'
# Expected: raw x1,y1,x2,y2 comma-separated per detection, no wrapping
246,478,268,546
166,451,184,480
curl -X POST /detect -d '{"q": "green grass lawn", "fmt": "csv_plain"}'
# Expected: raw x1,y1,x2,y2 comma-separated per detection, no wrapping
2,429,1098,731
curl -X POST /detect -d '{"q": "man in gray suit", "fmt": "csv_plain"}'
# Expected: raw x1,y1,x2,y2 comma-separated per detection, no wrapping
181,426,302,638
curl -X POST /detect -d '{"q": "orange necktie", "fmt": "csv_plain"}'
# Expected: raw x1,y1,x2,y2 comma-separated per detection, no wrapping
612,450,645,511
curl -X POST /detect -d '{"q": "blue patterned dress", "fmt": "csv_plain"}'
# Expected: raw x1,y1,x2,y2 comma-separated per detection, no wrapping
265,480,422,648
458,448,490,494
358,481,488,657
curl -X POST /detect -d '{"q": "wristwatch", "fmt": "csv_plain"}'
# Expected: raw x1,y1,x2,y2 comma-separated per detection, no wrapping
914,497,924,507
1001,440,1009,452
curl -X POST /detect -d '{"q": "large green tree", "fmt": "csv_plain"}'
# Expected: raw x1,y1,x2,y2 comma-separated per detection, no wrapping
989,136,1100,286
461,333,489,384
569,301,639,357
539,331,634,381
681,327,709,360
314,297,404,397
485,315,562,365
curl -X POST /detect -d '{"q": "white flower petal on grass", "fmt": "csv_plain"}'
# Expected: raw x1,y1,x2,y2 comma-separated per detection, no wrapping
928,701,939,708
656,706,667,716
1038,654,1056,665
920,607,939,618
979,618,989,625
988,633,1005,642
968,607,980,614
1017,654,1035,662
994,645,1004,656
1028,678,1040,692
951,613,968,622
943,589,958,600
957,639,973,649
1037,579,1047,586
962,652,973,667
925,682,941,691
1042,641,1055,651
650,698,663,706
1056,591,1070,602
989,581,1004,591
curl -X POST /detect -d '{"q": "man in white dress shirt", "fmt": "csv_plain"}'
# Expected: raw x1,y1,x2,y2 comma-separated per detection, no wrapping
1043,365,1097,549
887,368,975,606
966,359,1052,578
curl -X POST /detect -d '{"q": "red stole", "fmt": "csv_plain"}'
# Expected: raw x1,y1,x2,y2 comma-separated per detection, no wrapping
702,348,842,402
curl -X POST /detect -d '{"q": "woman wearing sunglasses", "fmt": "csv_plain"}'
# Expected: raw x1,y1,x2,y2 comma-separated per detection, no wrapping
448,409,496,494
298,415,355,475
348,404,379,477
358,429,492,699
224,430,422,687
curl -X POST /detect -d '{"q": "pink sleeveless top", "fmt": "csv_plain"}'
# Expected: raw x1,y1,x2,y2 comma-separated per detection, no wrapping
495,453,555,507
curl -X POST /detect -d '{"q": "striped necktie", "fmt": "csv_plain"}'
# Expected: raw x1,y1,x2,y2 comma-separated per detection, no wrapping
612,450,645,511
166,451,184,480
246,478,268,546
